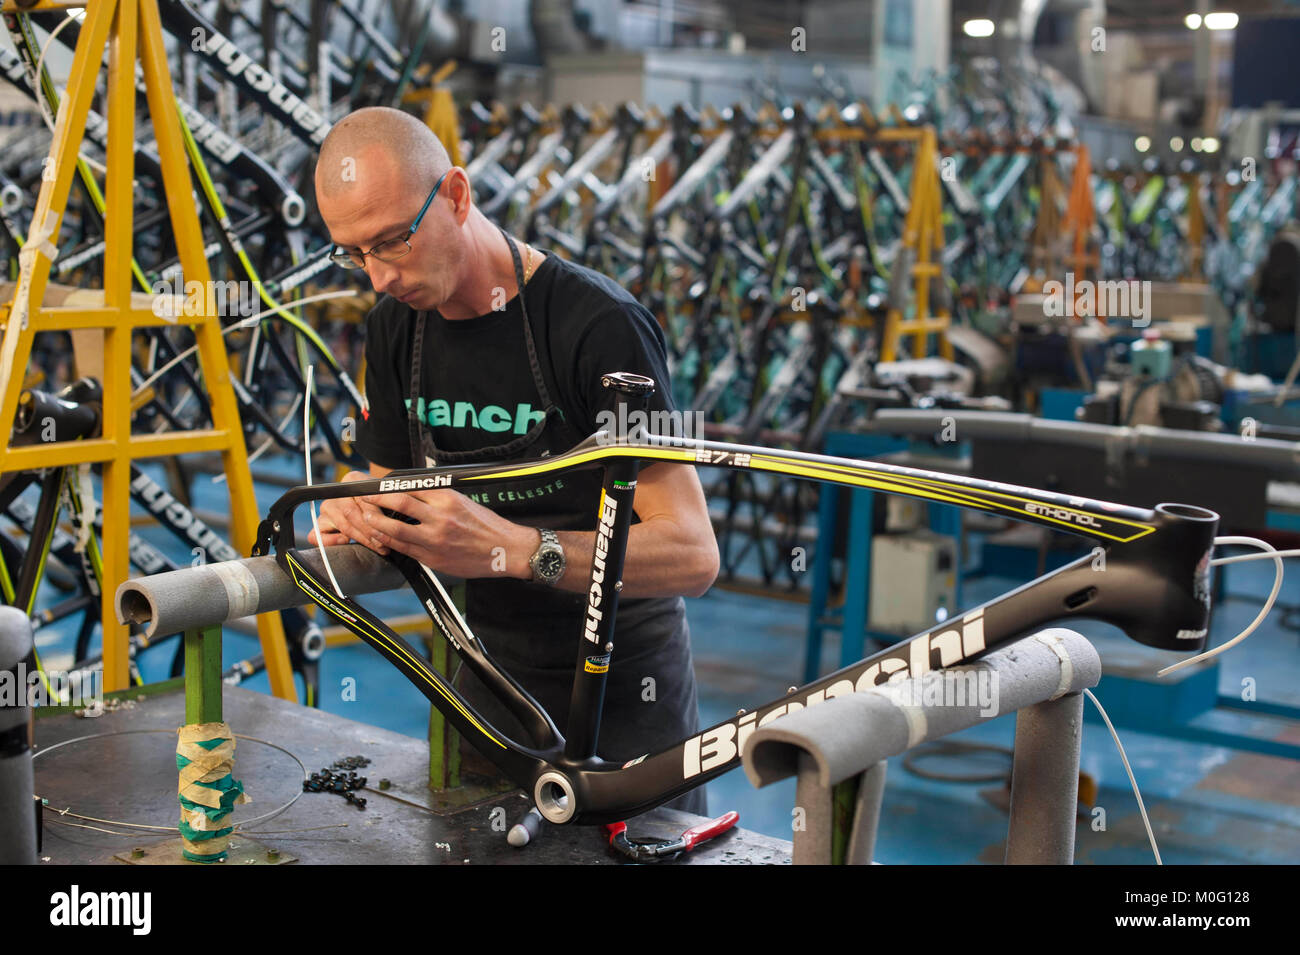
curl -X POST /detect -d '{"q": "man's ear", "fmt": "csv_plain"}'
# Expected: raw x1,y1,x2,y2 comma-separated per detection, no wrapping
450,168,473,224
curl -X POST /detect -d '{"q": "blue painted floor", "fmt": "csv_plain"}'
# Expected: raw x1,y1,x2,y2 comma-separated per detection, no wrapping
23,462,1300,864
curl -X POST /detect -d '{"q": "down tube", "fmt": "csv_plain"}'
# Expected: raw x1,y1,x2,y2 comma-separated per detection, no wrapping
568,552,1106,823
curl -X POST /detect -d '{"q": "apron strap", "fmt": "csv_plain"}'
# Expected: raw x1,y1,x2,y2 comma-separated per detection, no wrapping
407,228,564,467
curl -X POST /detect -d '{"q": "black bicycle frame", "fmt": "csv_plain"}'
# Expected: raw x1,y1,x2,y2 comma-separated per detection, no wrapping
157,0,332,150
254,380,1219,826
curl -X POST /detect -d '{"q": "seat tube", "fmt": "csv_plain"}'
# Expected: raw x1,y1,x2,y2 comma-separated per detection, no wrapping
564,373,657,761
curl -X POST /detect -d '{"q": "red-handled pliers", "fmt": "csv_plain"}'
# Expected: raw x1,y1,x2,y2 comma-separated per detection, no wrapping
604,811,740,862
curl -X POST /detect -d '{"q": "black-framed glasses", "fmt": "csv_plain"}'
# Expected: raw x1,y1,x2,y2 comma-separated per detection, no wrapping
329,169,450,269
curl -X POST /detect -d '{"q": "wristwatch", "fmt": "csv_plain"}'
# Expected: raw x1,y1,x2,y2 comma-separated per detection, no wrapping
529,529,565,585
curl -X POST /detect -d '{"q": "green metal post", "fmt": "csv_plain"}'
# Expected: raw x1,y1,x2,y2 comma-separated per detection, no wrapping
184,625,223,724
427,584,464,790
831,776,860,865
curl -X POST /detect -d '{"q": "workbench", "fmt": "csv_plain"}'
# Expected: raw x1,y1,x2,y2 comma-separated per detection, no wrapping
32,684,790,866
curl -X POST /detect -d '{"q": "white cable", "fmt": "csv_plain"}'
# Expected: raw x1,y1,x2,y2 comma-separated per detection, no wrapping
236,435,276,471
172,388,195,417
1210,547,1300,566
1158,536,1283,677
33,11,112,179
304,365,345,600
244,321,262,388
34,728,306,832
1083,688,1162,865
1080,534,1292,864
212,393,303,482
32,14,76,131
130,290,356,398
1275,354,1300,407
235,290,361,330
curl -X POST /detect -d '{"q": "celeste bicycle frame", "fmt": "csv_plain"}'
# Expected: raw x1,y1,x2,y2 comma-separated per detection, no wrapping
253,373,1220,826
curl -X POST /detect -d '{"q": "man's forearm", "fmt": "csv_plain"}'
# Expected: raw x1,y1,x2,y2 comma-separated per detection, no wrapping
501,520,716,599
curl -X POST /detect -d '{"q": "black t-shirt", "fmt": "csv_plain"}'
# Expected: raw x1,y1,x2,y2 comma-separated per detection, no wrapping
354,252,680,650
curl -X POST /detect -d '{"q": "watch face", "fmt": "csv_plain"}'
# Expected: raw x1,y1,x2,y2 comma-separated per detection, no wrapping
538,551,564,579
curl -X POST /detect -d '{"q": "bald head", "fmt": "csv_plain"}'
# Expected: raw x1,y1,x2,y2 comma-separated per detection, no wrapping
316,106,451,199
314,107,495,315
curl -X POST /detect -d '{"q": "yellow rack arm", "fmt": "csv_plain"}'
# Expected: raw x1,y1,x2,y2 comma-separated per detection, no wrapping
0,0,294,700
880,125,953,363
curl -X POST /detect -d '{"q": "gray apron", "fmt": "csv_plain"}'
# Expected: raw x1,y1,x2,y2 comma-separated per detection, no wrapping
408,229,706,816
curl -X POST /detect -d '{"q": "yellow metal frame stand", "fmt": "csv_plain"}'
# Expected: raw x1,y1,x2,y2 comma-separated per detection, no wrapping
0,0,294,699
879,125,953,363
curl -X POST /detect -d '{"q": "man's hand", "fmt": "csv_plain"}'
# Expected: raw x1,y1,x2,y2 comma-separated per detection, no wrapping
355,487,536,579
305,460,718,598
308,470,391,553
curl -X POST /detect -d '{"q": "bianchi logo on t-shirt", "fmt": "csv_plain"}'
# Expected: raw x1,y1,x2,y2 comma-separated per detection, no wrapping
404,397,545,435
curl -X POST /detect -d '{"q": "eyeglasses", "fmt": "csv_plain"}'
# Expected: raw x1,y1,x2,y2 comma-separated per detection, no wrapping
329,169,450,270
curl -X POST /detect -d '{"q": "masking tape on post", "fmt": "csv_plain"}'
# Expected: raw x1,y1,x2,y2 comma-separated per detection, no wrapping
11,211,60,330
76,464,95,554
176,722,249,863
1033,630,1074,701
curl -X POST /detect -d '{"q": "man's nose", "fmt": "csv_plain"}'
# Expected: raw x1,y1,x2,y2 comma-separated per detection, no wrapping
366,258,398,293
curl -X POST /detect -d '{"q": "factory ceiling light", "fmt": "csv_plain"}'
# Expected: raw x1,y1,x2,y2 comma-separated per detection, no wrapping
1204,11,1239,30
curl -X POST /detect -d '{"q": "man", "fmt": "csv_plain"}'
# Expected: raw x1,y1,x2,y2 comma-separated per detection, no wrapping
311,107,718,813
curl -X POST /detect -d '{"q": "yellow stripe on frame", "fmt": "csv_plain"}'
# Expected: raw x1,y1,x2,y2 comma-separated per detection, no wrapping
284,553,503,747
746,455,1155,543
789,456,1155,533
420,441,1156,543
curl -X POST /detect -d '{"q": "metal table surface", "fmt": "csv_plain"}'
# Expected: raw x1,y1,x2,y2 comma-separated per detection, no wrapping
31,686,791,865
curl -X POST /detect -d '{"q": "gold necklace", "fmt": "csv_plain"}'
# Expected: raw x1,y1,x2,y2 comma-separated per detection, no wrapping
523,242,535,282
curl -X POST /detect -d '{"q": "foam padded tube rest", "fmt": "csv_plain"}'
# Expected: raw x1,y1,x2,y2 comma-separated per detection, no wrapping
115,545,404,639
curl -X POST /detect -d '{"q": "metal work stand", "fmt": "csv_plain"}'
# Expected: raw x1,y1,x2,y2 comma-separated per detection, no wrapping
743,627,1102,864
